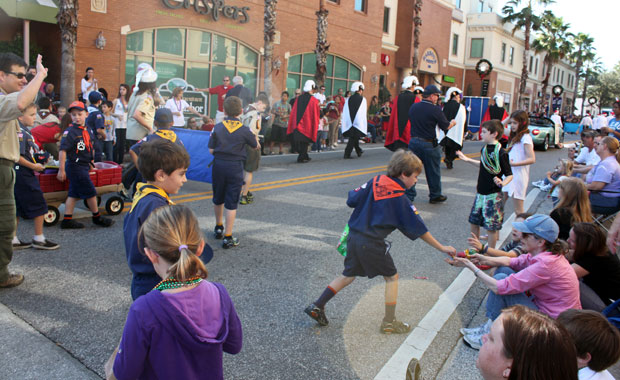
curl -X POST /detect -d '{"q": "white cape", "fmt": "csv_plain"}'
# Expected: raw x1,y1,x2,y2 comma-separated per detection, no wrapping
341,97,368,135
437,104,466,146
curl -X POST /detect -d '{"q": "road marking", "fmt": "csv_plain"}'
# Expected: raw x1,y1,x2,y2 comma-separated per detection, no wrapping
373,188,541,379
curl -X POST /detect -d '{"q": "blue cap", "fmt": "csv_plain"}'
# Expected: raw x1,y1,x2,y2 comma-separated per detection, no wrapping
88,91,102,103
512,214,559,243
154,107,174,124
422,85,441,96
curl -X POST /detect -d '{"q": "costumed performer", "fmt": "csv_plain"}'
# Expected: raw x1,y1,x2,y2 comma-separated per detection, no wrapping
480,94,509,145
438,87,466,169
341,82,367,159
287,80,320,163
385,75,420,152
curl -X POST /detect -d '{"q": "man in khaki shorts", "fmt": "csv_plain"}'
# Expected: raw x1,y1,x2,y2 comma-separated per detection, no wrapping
0,53,48,288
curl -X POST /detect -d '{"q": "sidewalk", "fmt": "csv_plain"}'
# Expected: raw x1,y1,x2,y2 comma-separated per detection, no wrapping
0,302,100,379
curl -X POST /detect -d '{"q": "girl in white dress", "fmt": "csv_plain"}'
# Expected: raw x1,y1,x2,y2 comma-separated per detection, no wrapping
503,110,535,214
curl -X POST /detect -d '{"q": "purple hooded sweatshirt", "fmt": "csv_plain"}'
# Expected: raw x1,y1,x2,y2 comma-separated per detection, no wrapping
113,281,242,380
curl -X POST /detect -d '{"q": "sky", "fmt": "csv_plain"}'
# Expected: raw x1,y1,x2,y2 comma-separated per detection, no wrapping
497,0,618,71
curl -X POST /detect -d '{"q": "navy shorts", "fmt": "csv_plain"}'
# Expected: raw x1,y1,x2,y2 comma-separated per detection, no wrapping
66,163,96,199
131,272,161,300
212,159,244,210
14,168,47,219
342,234,397,279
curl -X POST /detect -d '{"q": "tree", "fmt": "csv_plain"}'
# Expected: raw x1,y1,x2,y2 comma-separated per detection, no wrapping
57,0,78,106
411,0,423,76
589,61,619,111
314,0,330,87
502,0,554,108
531,11,572,114
263,0,278,99
569,33,595,113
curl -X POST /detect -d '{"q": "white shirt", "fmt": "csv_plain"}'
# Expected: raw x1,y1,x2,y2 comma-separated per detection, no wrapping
81,78,97,102
165,98,190,127
551,114,563,128
313,92,326,105
113,99,128,129
575,146,601,166
593,115,609,130
580,116,593,127
578,367,615,380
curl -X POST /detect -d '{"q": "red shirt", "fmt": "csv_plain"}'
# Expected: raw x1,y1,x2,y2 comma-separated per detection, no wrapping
208,85,231,112
31,123,61,146
334,95,345,113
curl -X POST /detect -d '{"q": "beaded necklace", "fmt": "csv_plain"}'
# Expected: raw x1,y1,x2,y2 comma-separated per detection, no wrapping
154,276,202,291
481,143,502,175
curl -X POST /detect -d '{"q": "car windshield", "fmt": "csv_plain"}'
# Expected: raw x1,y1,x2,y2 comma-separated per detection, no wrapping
529,117,553,127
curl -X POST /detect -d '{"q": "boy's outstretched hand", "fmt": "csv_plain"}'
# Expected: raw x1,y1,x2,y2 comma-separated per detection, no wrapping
440,245,457,256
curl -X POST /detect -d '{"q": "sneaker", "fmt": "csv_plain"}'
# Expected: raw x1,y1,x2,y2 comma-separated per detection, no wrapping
12,239,32,250
60,219,85,229
222,236,239,249
380,319,411,334
118,188,132,202
463,330,485,350
93,216,114,227
32,239,60,250
239,196,250,205
531,180,544,188
460,319,492,336
539,184,552,192
0,273,24,288
214,225,224,239
429,195,448,204
304,304,329,326
247,191,254,201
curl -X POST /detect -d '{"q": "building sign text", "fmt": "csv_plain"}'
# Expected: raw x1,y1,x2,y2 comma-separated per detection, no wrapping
162,0,250,24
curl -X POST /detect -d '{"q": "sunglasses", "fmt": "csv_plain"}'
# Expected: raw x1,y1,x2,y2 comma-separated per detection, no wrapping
7,71,27,79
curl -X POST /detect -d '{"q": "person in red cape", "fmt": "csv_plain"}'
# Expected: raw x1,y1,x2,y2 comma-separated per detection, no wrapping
385,76,420,151
287,80,320,163
480,94,509,145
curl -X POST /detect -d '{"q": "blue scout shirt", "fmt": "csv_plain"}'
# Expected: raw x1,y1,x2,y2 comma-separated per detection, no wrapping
16,123,38,174
208,118,258,161
347,175,428,241
123,184,171,277
59,124,95,165
86,105,104,139
129,129,183,156
408,100,451,141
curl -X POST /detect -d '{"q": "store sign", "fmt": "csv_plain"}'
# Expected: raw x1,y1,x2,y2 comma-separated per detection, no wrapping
420,48,439,74
162,0,250,24
443,75,455,83
159,78,208,119
381,54,390,66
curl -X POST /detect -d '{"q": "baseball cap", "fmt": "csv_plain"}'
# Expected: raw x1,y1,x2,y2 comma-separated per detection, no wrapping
422,85,441,96
68,101,86,112
88,91,102,103
154,108,174,124
512,214,559,243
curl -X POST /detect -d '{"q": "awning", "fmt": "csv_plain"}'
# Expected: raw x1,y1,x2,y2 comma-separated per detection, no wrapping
0,0,59,24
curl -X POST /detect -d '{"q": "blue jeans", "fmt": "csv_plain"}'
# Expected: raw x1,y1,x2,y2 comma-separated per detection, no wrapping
405,138,443,201
486,269,538,320
103,141,114,162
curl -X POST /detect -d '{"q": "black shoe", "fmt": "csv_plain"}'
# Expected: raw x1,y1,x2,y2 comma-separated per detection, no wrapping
304,303,329,326
246,192,254,201
356,149,364,157
60,219,85,229
12,239,32,250
429,195,448,204
239,196,250,205
445,161,453,169
222,236,239,249
214,225,224,239
93,216,114,227
344,155,352,159
32,239,60,250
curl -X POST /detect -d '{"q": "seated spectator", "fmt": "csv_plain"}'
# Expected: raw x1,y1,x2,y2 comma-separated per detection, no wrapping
558,309,620,380
186,117,199,130
200,116,215,132
34,97,60,128
30,118,62,161
567,223,620,311
448,214,580,350
547,159,573,205
571,130,600,176
477,305,578,380
467,213,531,258
550,178,592,240
39,82,55,101
586,136,620,214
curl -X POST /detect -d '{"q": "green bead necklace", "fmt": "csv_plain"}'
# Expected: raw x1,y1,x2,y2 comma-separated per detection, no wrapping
154,276,202,291
481,143,502,175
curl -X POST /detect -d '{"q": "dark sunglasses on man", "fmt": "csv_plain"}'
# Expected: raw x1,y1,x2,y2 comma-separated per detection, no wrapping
7,72,27,79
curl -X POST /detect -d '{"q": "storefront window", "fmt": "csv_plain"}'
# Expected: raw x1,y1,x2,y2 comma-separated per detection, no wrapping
286,53,363,96
126,28,259,118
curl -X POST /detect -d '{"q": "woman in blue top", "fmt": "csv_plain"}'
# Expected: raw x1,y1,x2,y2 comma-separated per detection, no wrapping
585,136,620,213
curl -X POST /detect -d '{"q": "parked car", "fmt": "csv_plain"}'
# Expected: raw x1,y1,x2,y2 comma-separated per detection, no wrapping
528,115,564,151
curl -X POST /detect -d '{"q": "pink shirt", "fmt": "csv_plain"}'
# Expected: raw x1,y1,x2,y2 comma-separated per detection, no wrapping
497,251,581,318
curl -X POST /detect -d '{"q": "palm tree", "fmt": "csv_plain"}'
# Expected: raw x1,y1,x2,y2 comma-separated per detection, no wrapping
531,12,573,114
57,0,79,105
263,0,278,98
411,0,423,76
569,33,595,112
314,0,330,87
502,0,554,107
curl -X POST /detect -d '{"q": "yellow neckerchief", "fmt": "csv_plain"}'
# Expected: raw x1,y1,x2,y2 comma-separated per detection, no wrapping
130,183,173,213
222,119,243,134
155,129,177,143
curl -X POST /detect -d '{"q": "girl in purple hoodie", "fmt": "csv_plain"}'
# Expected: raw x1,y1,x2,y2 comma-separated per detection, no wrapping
105,205,242,380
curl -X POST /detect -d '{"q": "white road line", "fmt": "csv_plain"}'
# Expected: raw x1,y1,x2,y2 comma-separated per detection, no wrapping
373,188,541,380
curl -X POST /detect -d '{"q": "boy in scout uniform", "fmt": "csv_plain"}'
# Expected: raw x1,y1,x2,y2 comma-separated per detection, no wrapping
57,101,114,229
0,53,48,288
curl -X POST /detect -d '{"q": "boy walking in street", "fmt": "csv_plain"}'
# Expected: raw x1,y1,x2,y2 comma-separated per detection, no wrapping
304,150,456,333
456,120,513,249
239,94,268,205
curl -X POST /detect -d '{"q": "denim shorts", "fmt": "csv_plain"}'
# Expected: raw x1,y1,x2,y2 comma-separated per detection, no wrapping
468,192,505,231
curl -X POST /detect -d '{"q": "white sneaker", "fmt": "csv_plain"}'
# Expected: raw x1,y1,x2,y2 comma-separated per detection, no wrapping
459,319,492,337
540,184,553,192
531,180,544,188
462,320,491,350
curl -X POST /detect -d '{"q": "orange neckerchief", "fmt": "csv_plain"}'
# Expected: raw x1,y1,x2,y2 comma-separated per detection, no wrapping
372,175,405,201
77,125,92,152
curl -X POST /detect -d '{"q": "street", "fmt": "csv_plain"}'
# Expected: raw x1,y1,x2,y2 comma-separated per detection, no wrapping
0,140,574,379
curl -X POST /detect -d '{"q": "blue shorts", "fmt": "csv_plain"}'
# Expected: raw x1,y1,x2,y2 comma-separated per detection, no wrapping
14,168,47,219
66,163,96,199
131,272,161,301
342,234,397,279
212,159,244,210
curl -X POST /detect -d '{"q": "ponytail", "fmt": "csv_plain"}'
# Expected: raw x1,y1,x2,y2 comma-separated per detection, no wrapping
544,239,569,256
168,246,208,282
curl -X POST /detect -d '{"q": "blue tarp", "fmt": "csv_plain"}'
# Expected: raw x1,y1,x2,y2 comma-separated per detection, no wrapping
564,123,581,134
172,128,213,183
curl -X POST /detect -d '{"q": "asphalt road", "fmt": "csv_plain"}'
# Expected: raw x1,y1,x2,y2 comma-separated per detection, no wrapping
0,138,575,379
